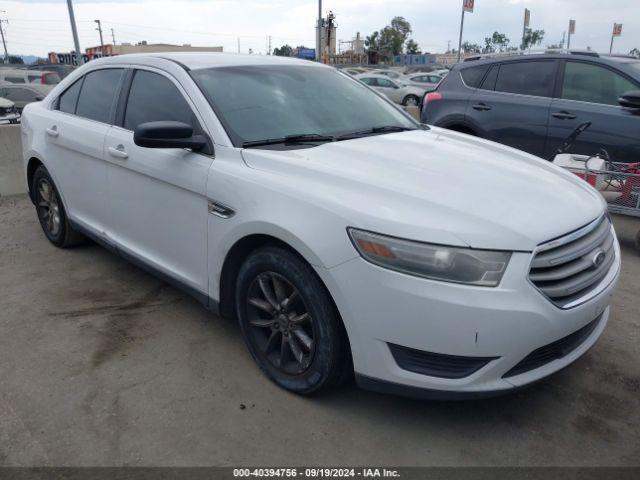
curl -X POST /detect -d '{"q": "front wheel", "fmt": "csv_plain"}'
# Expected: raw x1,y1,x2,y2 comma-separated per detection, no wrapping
235,246,349,395
402,94,420,107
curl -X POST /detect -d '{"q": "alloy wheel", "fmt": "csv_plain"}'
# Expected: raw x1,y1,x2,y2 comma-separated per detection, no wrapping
36,178,61,237
245,271,315,375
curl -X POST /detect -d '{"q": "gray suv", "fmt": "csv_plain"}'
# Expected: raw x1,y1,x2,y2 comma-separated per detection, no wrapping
422,52,640,162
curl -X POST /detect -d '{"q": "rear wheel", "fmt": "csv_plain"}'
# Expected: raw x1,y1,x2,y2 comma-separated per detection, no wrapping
235,246,349,394
402,94,420,107
32,166,84,248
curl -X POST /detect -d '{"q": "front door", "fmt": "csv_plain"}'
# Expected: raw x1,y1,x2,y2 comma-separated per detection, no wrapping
104,68,213,296
546,60,640,162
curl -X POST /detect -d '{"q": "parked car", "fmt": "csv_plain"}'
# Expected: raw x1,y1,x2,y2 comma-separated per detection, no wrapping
22,53,620,399
0,83,52,112
0,68,61,86
27,64,76,80
400,73,443,91
356,73,426,106
369,69,403,79
0,96,19,124
422,51,640,161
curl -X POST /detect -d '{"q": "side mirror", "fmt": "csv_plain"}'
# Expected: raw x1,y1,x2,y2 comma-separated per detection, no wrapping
134,121,208,150
618,90,640,110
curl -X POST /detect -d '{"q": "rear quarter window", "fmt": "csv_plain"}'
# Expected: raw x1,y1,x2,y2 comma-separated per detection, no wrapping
460,65,490,88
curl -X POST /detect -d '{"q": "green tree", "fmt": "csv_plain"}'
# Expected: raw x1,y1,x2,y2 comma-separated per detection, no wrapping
630,48,640,58
7,55,24,64
461,41,482,54
521,28,545,50
273,45,294,57
483,31,510,53
405,39,420,54
365,31,380,51
379,16,413,56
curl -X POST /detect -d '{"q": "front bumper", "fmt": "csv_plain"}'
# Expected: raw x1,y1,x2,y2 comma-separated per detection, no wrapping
317,239,620,398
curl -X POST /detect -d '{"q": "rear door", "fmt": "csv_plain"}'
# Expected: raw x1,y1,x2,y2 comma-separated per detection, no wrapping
43,68,124,234
546,60,640,162
104,67,213,296
465,59,558,157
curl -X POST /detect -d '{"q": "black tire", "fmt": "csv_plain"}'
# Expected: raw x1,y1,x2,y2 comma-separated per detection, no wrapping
32,165,85,248
402,94,420,107
235,246,349,395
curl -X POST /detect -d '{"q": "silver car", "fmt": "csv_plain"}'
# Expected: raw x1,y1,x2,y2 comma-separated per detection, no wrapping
0,83,52,112
355,74,426,106
400,73,443,91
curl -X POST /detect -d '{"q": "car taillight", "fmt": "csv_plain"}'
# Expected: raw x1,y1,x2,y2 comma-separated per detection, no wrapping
423,92,443,107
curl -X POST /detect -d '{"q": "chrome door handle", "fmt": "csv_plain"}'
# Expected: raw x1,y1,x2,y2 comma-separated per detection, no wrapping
45,126,59,137
108,145,128,160
552,111,577,120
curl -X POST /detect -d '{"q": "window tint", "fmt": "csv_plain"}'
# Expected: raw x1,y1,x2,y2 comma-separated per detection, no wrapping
360,77,376,86
494,61,555,97
75,69,123,123
58,78,83,114
124,70,199,131
6,76,25,84
460,65,490,88
562,61,637,106
377,78,396,88
480,65,499,90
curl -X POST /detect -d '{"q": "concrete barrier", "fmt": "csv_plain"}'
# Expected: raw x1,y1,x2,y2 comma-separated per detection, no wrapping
0,125,25,196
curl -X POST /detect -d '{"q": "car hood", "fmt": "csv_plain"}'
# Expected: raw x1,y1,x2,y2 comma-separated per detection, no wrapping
241,128,605,251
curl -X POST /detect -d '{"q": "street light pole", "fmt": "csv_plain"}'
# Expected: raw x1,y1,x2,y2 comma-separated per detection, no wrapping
457,4,465,62
0,10,9,64
94,19,105,56
66,0,84,65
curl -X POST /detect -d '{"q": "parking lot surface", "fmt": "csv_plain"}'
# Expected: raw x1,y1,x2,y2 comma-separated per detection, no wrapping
0,194,639,467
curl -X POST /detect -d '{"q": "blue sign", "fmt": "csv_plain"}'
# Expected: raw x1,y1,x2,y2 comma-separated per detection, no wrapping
393,54,437,65
297,48,316,60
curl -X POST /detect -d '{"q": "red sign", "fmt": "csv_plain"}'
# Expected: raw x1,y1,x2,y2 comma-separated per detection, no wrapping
463,0,475,13
613,23,623,37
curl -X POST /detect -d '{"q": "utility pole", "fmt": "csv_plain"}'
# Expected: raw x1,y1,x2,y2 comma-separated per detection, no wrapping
267,35,272,55
94,19,105,56
237,37,240,54
66,0,84,65
521,8,530,51
447,40,451,53
560,31,566,49
111,28,116,46
316,0,322,62
457,4,465,61
0,15,8,64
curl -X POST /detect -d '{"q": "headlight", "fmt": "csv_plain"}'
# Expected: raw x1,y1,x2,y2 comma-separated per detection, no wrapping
348,228,511,287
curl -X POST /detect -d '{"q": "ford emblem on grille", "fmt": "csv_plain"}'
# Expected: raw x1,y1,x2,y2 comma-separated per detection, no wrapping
591,249,606,268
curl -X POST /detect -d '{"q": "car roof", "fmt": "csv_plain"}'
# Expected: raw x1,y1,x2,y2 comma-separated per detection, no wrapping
458,51,640,70
92,52,328,71
356,73,395,79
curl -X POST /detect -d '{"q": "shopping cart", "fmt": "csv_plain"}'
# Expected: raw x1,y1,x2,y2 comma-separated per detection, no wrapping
552,122,640,251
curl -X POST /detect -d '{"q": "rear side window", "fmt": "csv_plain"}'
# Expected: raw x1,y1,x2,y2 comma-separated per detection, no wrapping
58,79,83,114
460,65,490,88
562,61,638,106
75,69,123,124
494,61,555,97
124,70,200,132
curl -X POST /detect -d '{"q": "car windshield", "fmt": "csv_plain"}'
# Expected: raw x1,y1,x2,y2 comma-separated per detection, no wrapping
190,65,417,147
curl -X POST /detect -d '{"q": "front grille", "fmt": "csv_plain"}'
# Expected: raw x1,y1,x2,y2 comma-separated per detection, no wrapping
388,343,498,379
529,216,615,308
503,314,602,378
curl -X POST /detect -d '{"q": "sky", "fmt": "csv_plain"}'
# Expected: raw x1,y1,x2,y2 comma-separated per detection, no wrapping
1,0,638,58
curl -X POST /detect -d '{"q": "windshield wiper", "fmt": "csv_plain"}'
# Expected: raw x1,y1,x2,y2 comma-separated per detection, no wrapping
335,125,418,141
242,133,335,148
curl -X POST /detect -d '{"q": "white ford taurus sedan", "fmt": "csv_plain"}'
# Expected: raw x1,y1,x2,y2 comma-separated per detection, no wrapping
21,53,620,398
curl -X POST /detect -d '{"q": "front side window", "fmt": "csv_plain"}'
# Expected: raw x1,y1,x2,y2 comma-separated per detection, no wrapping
124,70,200,132
494,61,556,97
360,77,376,86
562,61,637,106
191,65,416,147
57,78,83,114
75,69,123,123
